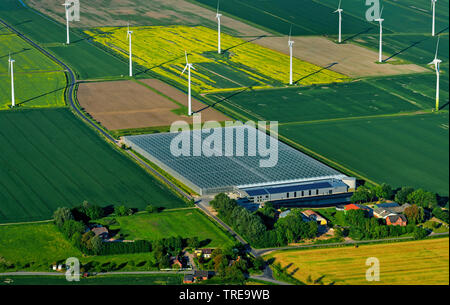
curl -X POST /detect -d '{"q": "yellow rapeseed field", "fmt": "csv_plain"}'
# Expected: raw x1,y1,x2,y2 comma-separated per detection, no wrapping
265,238,449,285
85,26,348,93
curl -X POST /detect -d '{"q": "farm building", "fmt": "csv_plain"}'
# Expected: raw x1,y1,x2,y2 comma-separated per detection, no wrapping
302,210,327,225
122,125,355,201
386,215,408,226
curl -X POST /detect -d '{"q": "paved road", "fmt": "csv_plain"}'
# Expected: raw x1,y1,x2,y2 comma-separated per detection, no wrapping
0,271,192,277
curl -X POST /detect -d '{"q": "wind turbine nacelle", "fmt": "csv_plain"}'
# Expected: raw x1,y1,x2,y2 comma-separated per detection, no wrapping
216,13,222,19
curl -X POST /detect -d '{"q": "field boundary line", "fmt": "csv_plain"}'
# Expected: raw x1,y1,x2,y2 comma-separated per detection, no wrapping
0,219,52,226
278,110,432,127
362,79,424,109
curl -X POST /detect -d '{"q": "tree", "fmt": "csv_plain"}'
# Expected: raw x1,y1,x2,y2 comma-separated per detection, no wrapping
71,232,82,249
253,257,265,271
62,220,85,239
404,204,424,224
407,189,438,209
413,227,428,240
351,185,373,203
90,235,103,254
187,237,200,249
395,187,415,204
53,207,74,228
114,205,132,216
374,183,393,200
145,204,157,213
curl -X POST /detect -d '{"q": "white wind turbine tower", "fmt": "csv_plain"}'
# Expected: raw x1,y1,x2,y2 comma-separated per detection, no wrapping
431,0,437,36
127,24,133,77
8,55,15,108
375,6,384,63
181,51,195,116
216,0,222,54
288,26,294,85
62,1,71,44
428,36,442,111
334,0,343,43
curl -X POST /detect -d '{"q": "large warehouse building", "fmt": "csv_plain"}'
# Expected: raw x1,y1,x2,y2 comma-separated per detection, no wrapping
123,125,355,202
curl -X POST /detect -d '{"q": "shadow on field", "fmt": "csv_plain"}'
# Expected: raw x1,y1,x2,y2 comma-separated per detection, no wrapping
384,38,428,62
71,27,122,45
193,81,260,115
134,55,186,77
341,27,374,43
439,101,449,111
293,62,338,85
16,86,66,106
223,35,267,53
0,47,31,59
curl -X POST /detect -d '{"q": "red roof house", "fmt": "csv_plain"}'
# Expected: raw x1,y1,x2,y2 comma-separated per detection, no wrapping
386,214,407,226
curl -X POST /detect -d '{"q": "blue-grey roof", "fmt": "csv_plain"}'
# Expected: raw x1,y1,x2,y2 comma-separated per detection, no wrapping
267,182,332,194
246,188,269,197
123,125,346,193
375,202,399,208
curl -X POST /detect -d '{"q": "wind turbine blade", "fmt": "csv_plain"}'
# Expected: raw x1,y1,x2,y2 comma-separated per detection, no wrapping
289,25,292,41
191,65,196,71
435,36,440,60
181,65,188,75
338,0,342,10
217,0,220,14
185,51,189,64
380,6,384,18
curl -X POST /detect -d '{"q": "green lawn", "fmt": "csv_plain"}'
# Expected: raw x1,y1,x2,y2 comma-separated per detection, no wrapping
0,222,81,264
0,108,186,223
97,209,235,247
280,112,449,195
0,274,183,285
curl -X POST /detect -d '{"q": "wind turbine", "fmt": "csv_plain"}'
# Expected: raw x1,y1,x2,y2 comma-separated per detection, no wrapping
8,55,15,108
127,24,133,77
334,0,343,43
288,26,294,85
62,1,71,44
181,51,195,116
428,36,442,111
216,0,222,54
431,0,437,36
375,6,384,63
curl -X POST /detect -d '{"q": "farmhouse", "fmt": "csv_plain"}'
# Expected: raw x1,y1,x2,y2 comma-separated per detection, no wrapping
345,204,371,212
122,125,355,199
386,215,408,226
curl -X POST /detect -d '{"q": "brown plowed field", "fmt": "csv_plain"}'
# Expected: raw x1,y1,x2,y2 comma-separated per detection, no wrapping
77,80,229,130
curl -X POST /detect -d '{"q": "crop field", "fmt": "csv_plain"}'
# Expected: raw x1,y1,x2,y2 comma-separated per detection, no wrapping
0,27,66,109
85,25,348,93
265,238,449,285
280,113,449,195
0,274,183,285
0,108,186,223
0,0,129,79
97,208,235,247
194,0,449,36
206,79,427,123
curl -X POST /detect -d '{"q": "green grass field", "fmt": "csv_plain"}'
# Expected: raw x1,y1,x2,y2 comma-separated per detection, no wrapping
265,237,449,285
0,27,66,109
0,222,81,264
0,274,183,285
0,0,129,79
0,108,186,223
97,209,235,247
280,112,449,195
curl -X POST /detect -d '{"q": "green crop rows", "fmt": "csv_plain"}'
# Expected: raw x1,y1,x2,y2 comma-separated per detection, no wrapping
0,108,186,223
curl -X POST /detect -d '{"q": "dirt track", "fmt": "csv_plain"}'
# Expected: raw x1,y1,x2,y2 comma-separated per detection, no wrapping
77,80,229,130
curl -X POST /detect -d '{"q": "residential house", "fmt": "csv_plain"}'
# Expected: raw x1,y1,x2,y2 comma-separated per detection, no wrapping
172,256,184,269
389,203,411,214
279,210,291,219
302,210,327,225
386,214,407,226
195,248,213,259
91,226,109,239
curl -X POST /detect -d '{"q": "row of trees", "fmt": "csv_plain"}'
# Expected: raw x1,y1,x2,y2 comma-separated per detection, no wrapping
351,183,440,210
210,194,319,248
